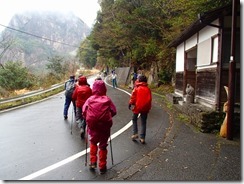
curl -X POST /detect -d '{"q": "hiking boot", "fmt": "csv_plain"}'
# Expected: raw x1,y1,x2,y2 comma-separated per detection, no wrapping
80,128,85,139
64,116,68,120
89,162,97,170
99,167,107,175
131,134,138,141
140,138,145,144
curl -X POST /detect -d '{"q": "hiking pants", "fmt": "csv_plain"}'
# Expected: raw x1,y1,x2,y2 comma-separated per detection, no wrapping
90,143,107,170
112,79,117,88
76,107,86,129
132,113,148,139
63,96,76,117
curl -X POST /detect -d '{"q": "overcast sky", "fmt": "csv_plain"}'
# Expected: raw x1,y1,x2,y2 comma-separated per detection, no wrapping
0,0,101,31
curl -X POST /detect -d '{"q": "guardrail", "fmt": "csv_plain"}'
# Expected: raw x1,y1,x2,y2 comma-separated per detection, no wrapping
0,83,64,111
0,72,99,112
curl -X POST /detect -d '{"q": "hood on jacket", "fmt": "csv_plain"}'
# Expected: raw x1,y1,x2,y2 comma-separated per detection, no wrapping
79,76,88,85
92,80,107,96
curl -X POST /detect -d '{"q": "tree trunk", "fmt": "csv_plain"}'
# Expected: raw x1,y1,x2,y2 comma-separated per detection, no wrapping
148,60,159,85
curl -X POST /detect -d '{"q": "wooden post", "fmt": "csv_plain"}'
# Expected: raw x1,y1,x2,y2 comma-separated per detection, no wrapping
227,0,238,140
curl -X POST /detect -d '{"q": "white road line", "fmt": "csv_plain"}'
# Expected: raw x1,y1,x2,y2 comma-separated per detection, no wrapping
20,120,132,180
20,78,133,180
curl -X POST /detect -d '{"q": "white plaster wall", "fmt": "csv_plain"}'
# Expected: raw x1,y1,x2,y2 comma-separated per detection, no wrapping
175,19,220,71
185,34,197,50
175,43,184,72
197,19,219,66
197,38,212,66
198,19,219,43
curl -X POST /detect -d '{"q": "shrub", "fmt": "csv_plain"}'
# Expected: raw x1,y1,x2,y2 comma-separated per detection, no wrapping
0,61,34,91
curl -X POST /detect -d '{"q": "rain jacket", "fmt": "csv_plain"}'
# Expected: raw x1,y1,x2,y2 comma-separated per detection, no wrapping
129,81,152,114
82,80,117,141
72,76,92,108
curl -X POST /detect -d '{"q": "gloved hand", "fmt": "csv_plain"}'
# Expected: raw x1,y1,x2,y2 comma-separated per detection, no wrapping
128,104,132,110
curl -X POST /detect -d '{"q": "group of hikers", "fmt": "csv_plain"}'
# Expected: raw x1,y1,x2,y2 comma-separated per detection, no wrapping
62,70,152,175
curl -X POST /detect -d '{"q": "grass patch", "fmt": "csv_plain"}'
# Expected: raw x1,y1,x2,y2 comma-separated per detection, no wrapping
150,84,174,95
0,86,63,111
176,113,190,122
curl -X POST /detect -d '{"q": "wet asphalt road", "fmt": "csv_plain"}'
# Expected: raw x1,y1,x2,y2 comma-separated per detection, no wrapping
0,76,169,180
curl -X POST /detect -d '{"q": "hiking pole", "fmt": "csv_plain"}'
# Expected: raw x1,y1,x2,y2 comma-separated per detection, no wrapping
109,136,114,165
70,105,73,134
85,126,88,166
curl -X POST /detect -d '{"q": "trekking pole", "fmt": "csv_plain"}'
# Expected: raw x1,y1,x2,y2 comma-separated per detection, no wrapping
109,136,114,165
85,126,88,166
71,105,73,135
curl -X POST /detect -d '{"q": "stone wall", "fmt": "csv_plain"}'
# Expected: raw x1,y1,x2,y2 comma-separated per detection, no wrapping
115,67,132,86
173,102,240,136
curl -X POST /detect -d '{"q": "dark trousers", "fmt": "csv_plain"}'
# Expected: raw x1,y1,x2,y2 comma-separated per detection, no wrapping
76,107,86,130
132,113,148,139
63,96,76,117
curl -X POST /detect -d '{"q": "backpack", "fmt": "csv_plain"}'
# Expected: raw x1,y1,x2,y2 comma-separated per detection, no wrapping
133,73,137,81
65,80,75,98
85,96,113,130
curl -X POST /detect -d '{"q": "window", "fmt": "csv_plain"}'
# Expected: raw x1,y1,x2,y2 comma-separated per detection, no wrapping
211,35,219,63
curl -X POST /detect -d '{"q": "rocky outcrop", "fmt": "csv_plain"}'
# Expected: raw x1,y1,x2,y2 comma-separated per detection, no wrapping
0,11,91,71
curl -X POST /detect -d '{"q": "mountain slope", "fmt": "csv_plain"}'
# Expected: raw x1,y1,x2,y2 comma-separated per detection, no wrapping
0,11,90,72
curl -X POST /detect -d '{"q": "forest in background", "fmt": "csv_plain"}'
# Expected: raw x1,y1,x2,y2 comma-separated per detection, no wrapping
77,0,231,84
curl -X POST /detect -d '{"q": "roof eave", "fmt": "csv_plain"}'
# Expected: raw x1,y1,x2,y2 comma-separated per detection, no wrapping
168,4,232,48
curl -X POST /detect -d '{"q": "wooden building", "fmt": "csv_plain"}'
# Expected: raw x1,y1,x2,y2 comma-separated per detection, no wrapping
169,4,240,110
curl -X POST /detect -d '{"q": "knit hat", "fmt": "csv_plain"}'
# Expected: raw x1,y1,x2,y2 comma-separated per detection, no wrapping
138,75,147,83
70,75,75,79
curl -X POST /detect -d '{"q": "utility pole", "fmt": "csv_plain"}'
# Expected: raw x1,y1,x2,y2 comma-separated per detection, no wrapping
227,0,238,140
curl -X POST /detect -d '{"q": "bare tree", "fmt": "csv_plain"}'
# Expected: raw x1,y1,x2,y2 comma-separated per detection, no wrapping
0,30,16,68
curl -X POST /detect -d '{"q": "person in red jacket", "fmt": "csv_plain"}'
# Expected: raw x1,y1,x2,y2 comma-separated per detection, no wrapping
128,75,152,144
82,80,117,174
72,76,92,139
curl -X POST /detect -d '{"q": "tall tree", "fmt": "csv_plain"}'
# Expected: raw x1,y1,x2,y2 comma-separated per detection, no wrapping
77,39,97,69
87,0,231,82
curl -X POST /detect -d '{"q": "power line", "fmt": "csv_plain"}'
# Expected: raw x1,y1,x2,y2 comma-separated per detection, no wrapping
0,23,80,48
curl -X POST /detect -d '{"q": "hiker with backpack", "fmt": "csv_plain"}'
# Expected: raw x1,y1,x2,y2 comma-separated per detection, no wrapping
63,75,76,120
72,76,92,139
128,75,152,144
82,80,117,174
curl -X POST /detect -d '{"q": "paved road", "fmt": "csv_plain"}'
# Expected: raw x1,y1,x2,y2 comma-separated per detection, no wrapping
0,76,170,181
